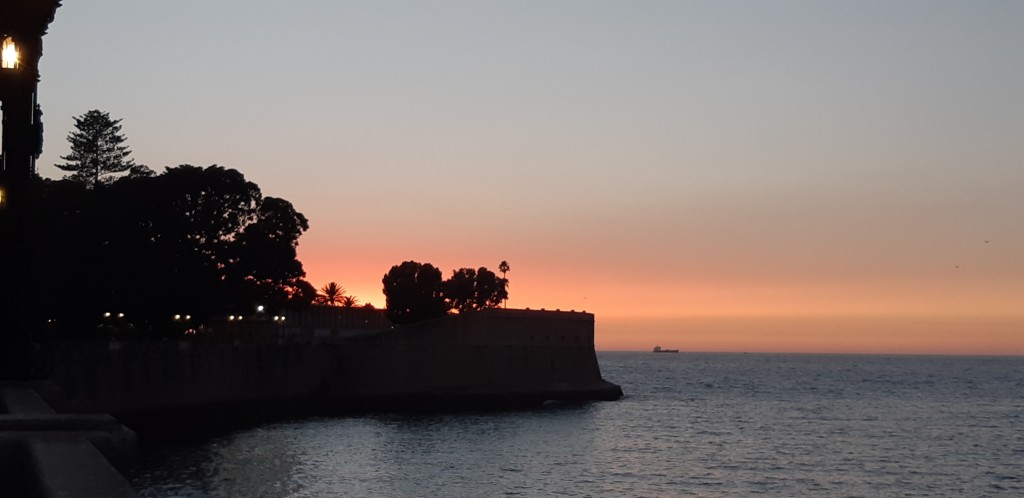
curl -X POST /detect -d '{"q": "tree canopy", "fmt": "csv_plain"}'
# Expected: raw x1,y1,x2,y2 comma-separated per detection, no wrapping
383,261,509,324
38,165,312,332
443,267,508,312
382,261,449,324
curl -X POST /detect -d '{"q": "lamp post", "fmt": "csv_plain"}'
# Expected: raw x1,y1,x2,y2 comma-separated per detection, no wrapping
0,1,61,379
1,1,60,185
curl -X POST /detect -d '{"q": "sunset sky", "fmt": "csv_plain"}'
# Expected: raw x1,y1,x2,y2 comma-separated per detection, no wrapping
33,1,1023,354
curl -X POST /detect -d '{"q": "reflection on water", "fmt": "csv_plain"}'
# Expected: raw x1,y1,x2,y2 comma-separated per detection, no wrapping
130,353,1024,497
132,424,307,497
133,405,605,497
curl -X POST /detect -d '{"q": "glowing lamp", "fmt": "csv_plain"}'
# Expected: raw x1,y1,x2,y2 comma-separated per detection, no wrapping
0,37,17,69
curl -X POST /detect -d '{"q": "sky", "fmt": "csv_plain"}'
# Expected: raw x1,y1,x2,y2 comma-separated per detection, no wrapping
30,1,1024,354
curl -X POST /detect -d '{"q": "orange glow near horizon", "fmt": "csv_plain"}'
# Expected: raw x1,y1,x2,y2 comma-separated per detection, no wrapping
595,314,1024,355
299,243,1024,356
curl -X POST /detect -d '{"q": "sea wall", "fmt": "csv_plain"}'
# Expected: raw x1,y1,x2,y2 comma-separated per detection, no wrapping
42,309,621,430
331,309,613,403
45,340,336,419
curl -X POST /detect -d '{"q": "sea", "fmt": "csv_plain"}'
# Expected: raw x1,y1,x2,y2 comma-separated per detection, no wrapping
127,352,1024,497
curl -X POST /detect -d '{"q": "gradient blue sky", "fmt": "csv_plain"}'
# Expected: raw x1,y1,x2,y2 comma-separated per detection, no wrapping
32,1,1024,353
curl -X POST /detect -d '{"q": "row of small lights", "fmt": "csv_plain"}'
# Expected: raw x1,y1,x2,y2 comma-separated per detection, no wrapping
100,311,286,321
228,315,286,321
108,312,192,321
232,305,285,321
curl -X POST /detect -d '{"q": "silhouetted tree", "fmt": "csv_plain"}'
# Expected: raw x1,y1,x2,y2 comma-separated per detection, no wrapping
55,110,139,188
340,295,359,308
473,267,508,309
443,268,478,312
126,164,155,178
443,267,508,312
382,261,449,324
498,260,510,307
315,282,347,306
289,280,318,307
228,195,310,311
37,165,312,332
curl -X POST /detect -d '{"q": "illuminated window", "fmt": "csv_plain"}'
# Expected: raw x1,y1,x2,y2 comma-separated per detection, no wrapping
1,37,18,69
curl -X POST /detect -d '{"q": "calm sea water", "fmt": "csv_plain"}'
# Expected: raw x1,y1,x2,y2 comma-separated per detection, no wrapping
128,352,1024,497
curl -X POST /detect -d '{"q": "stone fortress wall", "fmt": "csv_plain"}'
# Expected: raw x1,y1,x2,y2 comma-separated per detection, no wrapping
42,308,621,430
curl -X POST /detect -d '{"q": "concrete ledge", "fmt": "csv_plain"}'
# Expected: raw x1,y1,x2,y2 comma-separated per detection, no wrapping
0,385,139,498
0,413,126,432
28,435,139,498
0,386,57,414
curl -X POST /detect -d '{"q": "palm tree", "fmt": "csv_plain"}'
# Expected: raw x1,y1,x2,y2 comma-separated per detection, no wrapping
498,261,510,308
340,295,359,308
315,282,346,306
